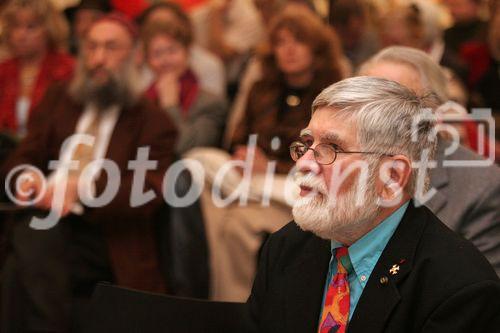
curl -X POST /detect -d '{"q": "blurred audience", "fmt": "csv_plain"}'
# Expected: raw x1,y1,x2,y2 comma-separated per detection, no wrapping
65,0,111,55
225,2,351,148
0,0,74,138
379,2,426,50
0,0,11,62
0,13,177,332
360,46,500,274
138,1,227,98
473,0,500,114
378,1,478,111
109,0,150,19
443,0,488,54
253,0,285,26
414,0,470,84
443,0,492,90
142,21,227,155
190,0,266,96
329,0,381,69
188,5,345,302
229,5,344,174
472,0,500,161
173,0,210,12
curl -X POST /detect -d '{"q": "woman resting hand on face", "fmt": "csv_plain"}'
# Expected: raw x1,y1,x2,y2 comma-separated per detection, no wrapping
142,21,227,156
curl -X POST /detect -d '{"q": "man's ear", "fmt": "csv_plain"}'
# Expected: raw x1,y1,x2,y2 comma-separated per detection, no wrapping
378,155,412,202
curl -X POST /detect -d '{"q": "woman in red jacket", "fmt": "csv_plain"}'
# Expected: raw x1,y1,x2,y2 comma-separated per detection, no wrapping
0,0,74,137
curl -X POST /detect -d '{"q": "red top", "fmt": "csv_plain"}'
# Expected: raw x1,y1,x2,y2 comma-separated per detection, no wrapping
0,51,75,132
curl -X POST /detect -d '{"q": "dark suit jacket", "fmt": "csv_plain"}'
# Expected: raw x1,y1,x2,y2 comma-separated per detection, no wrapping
428,139,500,275
1,83,178,292
247,202,500,332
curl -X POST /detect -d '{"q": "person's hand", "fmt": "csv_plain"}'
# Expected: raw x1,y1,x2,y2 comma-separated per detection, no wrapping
58,176,80,217
15,171,45,204
232,145,269,175
156,72,180,109
36,176,80,217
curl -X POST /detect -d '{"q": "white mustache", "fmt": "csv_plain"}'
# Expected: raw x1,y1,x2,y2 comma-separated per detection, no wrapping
294,172,327,195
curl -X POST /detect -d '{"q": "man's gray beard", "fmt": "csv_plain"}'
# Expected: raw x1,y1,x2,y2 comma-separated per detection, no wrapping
87,76,126,110
70,62,140,111
292,171,381,242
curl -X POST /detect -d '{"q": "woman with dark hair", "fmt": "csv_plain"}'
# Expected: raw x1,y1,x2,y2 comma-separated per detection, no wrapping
230,5,344,174
0,0,74,137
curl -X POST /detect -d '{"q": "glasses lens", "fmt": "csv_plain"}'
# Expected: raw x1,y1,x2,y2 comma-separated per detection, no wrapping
315,144,336,164
290,142,305,161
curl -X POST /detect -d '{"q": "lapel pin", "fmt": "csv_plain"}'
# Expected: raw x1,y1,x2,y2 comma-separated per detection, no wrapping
380,276,389,285
389,264,400,275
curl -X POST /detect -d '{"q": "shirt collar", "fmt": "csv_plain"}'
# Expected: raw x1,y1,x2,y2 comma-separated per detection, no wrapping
331,201,409,286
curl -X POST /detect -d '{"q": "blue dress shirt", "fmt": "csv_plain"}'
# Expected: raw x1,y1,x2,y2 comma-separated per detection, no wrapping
320,201,409,321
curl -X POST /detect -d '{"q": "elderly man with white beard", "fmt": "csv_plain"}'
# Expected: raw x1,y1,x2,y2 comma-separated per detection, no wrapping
245,76,500,333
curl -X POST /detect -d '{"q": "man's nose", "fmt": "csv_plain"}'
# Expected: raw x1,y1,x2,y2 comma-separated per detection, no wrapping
296,148,321,175
88,46,106,67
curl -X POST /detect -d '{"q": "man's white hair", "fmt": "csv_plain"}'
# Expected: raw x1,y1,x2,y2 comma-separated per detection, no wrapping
312,76,438,194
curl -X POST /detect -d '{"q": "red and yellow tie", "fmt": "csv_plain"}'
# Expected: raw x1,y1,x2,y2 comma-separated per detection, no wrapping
319,246,350,333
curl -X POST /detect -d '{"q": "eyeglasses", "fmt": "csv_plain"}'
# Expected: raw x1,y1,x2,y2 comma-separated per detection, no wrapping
289,141,394,165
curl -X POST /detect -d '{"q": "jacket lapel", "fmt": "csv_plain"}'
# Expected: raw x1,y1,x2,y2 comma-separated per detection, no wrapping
284,237,331,333
104,105,140,167
51,96,83,160
347,202,428,333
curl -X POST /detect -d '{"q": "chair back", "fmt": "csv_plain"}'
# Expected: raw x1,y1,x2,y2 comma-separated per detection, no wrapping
83,283,250,333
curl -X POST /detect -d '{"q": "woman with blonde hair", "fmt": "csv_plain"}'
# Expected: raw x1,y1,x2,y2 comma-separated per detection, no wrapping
0,0,74,137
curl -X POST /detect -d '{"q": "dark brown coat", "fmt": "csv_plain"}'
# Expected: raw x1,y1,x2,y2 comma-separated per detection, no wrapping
1,83,177,293
231,81,323,174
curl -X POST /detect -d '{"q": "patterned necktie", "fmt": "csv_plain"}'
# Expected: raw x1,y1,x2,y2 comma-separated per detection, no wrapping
319,246,351,333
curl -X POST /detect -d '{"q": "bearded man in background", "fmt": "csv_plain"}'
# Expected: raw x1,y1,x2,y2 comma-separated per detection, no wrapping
1,13,176,333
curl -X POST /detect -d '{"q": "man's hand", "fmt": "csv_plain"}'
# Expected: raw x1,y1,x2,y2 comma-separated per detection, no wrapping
16,171,45,203
17,173,80,217
60,177,80,217
39,176,80,217
232,145,269,175
157,72,180,109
